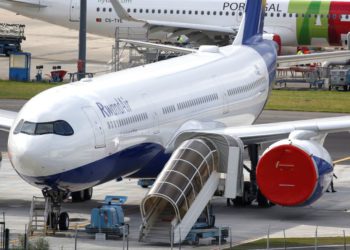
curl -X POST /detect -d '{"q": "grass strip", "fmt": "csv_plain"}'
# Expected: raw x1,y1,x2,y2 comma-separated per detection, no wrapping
266,89,350,113
0,80,59,100
230,237,350,249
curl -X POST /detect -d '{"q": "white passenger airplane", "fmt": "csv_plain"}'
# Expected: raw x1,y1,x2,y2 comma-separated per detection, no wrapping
1,0,350,48
1,0,350,231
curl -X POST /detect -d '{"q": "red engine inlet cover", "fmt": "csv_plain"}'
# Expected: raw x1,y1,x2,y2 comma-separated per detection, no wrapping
256,144,318,206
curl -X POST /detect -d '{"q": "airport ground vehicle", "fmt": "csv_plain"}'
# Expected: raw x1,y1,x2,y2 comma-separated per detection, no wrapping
0,23,25,56
329,68,350,91
185,206,229,245
85,196,128,237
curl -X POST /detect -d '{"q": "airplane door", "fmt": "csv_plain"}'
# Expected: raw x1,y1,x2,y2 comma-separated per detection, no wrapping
152,111,160,134
70,0,80,22
223,92,229,114
82,107,106,149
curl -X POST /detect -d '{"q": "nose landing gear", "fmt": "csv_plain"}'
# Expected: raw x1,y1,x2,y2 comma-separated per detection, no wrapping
42,187,93,231
42,189,70,231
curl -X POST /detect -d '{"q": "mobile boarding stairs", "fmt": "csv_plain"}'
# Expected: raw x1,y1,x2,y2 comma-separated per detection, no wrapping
139,134,245,244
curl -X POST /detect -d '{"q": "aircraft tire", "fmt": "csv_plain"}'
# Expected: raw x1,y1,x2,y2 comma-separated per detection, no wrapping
232,182,252,206
257,189,274,208
71,190,84,202
59,212,69,231
84,188,93,201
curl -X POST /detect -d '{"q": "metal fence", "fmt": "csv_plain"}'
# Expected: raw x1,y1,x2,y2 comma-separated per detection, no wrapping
235,225,350,250
0,222,4,250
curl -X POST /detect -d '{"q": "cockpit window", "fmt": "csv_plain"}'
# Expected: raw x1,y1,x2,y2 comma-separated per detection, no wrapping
13,119,24,134
14,120,74,136
21,121,36,135
53,121,74,136
36,123,54,135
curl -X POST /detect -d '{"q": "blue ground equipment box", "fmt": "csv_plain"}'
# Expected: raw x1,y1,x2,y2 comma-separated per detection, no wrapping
9,52,31,81
86,196,128,237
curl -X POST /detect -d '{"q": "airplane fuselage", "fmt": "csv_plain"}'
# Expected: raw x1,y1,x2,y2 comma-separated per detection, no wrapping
1,0,350,46
7,43,275,192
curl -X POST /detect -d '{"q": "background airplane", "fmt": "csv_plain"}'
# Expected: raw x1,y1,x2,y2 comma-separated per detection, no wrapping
1,0,350,237
0,0,350,50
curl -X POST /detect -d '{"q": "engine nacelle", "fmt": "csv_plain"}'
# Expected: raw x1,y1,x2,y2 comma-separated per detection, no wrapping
256,139,333,207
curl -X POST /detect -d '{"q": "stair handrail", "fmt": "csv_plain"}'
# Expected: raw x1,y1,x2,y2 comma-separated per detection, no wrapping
43,197,49,235
28,196,36,235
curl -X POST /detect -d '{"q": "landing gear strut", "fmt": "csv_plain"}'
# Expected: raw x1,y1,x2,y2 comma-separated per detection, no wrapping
42,187,93,231
248,144,274,208
42,189,70,231
228,144,274,208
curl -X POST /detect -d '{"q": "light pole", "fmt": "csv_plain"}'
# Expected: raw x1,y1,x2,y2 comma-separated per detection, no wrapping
78,0,87,80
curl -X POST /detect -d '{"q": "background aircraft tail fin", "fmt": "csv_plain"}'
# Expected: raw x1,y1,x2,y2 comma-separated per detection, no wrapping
233,0,266,45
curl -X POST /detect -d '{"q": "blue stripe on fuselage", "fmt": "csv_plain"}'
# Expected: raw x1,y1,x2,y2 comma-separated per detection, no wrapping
19,143,170,191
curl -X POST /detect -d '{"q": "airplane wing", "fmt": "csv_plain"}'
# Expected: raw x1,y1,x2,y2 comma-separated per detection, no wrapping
117,39,350,65
119,39,197,54
110,0,235,43
174,116,350,146
144,20,235,34
1,0,47,8
0,109,17,132
111,0,235,33
277,50,350,66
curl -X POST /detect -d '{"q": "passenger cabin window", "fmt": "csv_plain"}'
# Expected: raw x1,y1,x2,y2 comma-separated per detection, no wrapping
14,120,74,136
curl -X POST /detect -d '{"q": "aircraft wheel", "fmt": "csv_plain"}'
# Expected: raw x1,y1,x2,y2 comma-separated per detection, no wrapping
71,190,84,202
233,182,252,206
257,190,274,208
232,197,245,207
84,188,93,201
58,212,69,231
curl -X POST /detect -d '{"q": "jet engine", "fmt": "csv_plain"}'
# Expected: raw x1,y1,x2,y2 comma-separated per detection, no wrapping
256,139,333,207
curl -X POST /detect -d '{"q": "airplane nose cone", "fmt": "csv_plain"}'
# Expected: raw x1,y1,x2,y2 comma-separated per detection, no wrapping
8,134,51,178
